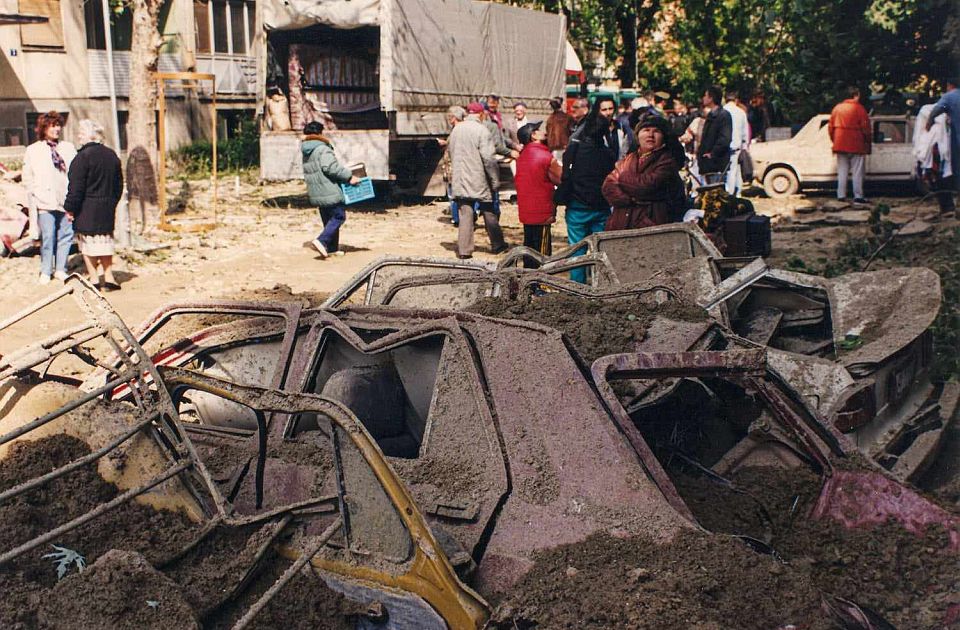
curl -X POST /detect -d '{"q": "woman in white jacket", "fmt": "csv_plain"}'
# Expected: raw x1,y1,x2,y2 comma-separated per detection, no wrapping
22,111,77,284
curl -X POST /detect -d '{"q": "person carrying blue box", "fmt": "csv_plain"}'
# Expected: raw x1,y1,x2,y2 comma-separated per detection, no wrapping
301,121,360,258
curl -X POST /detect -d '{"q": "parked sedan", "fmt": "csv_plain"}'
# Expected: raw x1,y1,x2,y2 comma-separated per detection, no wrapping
750,114,916,197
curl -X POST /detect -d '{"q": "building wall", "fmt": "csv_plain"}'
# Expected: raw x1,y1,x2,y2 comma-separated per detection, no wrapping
0,0,257,158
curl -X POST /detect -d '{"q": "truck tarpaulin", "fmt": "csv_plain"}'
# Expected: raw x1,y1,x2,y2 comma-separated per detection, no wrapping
262,0,565,125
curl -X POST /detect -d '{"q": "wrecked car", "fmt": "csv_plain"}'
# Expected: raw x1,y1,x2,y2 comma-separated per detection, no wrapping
0,278,958,628
336,223,956,483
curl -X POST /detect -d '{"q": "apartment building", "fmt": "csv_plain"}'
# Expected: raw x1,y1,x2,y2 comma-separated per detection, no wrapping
0,0,257,158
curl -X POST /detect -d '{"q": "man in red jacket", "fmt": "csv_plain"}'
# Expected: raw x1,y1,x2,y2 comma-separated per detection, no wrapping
514,121,562,265
829,86,872,203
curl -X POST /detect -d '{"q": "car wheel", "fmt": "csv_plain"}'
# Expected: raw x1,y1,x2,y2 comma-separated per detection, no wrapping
763,167,800,198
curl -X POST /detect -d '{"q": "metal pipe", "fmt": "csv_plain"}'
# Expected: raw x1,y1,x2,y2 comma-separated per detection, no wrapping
0,461,191,566
231,516,343,630
0,416,155,504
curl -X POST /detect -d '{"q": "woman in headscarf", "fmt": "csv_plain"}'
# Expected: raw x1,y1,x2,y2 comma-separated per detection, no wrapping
64,119,124,290
601,116,686,230
22,111,77,284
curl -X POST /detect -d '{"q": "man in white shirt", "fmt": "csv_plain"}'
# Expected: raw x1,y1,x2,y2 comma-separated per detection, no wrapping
723,90,750,196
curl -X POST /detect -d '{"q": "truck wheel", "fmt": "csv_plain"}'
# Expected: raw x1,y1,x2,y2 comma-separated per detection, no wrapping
763,167,799,198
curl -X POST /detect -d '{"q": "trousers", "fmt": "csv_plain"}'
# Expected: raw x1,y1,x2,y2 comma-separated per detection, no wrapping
38,210,73,277
836,153,865,200
725,150,742,196
522,224,553,268
565,201,609,284
317,205,345,252
456,198,506,256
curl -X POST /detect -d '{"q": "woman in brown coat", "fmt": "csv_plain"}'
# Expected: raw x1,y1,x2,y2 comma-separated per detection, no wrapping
601,116,686,230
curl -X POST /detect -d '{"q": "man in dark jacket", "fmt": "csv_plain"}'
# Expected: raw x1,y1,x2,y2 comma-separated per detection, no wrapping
301,121,359,258
64,119,123,290
560,97,619,283
696,85,732,176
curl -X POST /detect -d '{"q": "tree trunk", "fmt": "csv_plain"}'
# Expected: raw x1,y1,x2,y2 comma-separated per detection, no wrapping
617,5,638,88
127,0,162,224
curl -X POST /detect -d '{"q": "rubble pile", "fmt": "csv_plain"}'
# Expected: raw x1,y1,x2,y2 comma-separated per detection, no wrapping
0,436,352,630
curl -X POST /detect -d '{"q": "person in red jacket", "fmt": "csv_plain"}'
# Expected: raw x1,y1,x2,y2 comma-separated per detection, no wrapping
514,121,562,265
828,86,872,203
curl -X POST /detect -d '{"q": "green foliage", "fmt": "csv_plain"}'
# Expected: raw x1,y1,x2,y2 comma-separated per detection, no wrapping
502,0,960,121
168,119,259,177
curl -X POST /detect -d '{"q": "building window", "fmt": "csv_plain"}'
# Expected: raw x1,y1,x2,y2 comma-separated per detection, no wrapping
19,0,65,49
83,0,133,50
195,0,253,54
1,127,27,147
25,112,70,144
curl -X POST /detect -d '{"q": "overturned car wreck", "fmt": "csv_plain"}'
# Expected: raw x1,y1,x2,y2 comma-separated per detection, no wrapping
0,268,957,628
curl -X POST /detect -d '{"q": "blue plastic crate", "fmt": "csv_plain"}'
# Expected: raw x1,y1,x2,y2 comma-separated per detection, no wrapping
340,177,375,205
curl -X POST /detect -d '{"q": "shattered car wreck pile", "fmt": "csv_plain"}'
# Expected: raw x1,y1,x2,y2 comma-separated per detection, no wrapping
0,221,957,628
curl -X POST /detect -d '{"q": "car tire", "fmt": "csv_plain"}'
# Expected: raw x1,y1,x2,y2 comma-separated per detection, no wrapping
763,167,800,198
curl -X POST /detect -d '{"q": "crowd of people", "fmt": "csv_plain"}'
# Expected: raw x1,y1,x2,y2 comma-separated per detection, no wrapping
437,87,766,271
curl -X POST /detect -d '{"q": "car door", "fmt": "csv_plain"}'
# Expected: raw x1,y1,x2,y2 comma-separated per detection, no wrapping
867,119,913,180
160,368,491,629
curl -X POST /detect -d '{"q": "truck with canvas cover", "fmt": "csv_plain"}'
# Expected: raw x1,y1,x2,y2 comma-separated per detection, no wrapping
258,0,567,195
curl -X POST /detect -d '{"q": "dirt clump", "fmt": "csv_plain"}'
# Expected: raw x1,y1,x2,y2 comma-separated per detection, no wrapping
467,294,707,362
0,435,354,629
491,529,829,630
667,466,960,628
37,550,200,630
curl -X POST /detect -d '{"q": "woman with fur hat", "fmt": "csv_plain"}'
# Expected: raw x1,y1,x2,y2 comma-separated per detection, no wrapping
601,116,686,230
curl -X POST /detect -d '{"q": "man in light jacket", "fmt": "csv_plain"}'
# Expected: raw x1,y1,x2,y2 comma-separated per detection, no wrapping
829,86,872,203
22,111,77,284
449,102,507,258
723,90,750,196
301,121,359,258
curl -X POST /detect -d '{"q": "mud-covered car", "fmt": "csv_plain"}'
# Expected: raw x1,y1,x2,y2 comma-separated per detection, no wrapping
324,224,957,483
750,113,916,197
1,278,959,628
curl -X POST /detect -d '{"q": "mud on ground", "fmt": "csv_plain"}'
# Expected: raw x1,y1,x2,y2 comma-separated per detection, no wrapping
467,294,708,363
493,465,959,630
0,435,353,630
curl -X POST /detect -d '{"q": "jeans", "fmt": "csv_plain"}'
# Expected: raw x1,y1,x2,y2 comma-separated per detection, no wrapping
447,183,460,226
565,201,609,284
317,205,346,252
38,210,73,277
836,153,865,199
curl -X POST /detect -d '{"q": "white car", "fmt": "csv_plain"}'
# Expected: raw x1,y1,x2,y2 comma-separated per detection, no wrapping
750,114,916,197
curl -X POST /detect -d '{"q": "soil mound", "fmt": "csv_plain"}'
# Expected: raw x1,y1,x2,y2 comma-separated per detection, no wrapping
38,550,200,630
0,435,353,629
467,294,708,362
494,465,959,629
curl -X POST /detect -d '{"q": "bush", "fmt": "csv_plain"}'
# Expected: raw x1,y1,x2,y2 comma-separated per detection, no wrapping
169,119,259,176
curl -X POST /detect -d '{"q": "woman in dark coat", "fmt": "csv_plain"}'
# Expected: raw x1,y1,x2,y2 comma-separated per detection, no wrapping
64,119,124,290
601,116,686,230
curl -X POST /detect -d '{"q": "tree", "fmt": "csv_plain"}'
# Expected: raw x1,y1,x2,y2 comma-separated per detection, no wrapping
126,0,163,223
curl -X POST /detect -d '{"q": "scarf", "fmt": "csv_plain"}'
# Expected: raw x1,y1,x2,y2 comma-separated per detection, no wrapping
47,141,66,173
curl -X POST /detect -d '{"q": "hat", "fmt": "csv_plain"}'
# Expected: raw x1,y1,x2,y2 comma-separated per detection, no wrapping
466,102,484,114
635,114,671,136
654,91,671,100
517,121,543,145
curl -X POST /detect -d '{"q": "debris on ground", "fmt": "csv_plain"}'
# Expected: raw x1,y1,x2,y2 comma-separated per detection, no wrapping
467,294,708,362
